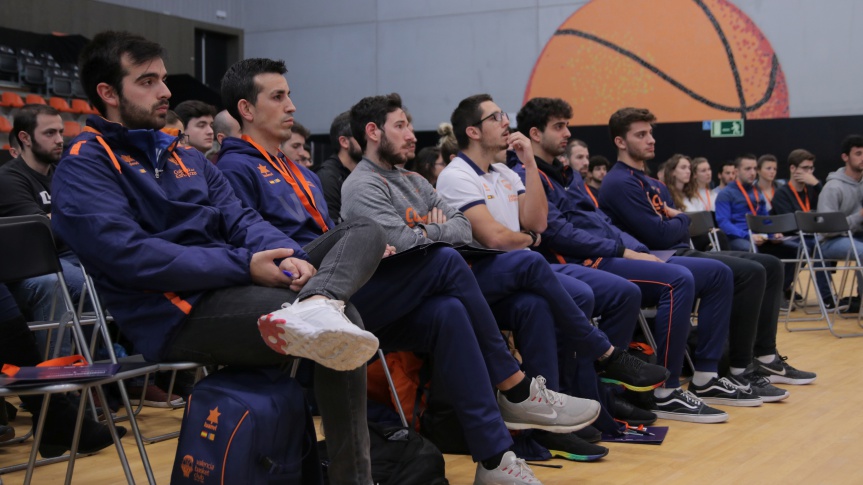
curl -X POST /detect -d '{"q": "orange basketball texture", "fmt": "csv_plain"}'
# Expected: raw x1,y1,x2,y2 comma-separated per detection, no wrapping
524,0,789,125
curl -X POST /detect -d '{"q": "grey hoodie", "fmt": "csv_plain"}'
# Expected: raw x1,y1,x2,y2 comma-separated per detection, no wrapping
818,167,863,235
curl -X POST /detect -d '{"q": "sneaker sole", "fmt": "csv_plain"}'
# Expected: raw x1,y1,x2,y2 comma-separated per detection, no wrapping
653,410,729,424
599,376,667,392
258,313,378,372
764,375,816,385
503,406,601,433
549,447,609,462
757,391,790,403
696,396,763,407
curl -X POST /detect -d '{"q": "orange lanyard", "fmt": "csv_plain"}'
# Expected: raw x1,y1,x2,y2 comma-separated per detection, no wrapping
763,184,774,202
696,187,712,211
736,180,761,215
790,185,811,212
241,135,329,232
584,182,599,208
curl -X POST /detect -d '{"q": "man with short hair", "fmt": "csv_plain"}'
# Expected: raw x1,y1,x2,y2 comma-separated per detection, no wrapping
282,121,312,168
174,99,216,153
565,139,589,178
210,109,241,155
585,155,610,205
52,33,383,485
316,111,362,223
600,107,816,389
718,160,737,190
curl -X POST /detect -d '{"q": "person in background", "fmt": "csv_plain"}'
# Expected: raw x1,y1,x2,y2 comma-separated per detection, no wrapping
756,154,782,212
404,145,445,187
684,157,718,212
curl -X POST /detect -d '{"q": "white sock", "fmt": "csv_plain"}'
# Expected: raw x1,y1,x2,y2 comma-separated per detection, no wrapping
654,387,675,398
691,371,718,386
756,354,776,364
729,367,746,376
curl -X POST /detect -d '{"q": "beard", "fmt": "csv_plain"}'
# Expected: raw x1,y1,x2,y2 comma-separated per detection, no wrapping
377,132,407,168
348,142,363,163
31,141,61,166
119,95,168,130
628,145,654,163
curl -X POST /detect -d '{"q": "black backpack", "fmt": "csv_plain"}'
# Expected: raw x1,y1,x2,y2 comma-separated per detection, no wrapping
319,421,448,485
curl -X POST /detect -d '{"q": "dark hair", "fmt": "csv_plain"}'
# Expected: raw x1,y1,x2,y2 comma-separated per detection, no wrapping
734,154,757,168
662,154,692,210
349,93,403,152
8,131,19,150
166,109,180,126
608,107,656,141
841,134,863,156
405,146,441,185
721,160,736,169
79,31,166,116
787,148,815,168
588,155,610,172
11,104,60,148
174,100,216,127
291,121,310,140
329,111,352,147
756,153,777,170
221,58,287,129
516,97,572,137
450,93,493,149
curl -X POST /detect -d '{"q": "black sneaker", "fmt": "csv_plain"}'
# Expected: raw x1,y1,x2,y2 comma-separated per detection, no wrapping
756,354,817,385
688,377,762,407
598,348,669,392
651,389,728,423
727,366,789,403
532,430,609,462
574,425,602,443
609,393,657,426
0,424,13,443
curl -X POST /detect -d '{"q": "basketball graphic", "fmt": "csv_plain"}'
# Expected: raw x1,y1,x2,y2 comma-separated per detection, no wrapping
524,0,789,125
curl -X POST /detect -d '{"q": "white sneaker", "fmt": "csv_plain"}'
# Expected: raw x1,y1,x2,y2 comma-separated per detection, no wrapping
474,451,542,484
497,376,600,433
257,299,378,371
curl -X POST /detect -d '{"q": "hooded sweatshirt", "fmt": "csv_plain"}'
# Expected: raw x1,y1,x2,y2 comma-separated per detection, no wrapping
818,167,863,236
52,116,301,361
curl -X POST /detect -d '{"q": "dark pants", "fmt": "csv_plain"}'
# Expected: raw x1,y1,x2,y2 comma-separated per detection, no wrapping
164,217,386,485
678,249,783,368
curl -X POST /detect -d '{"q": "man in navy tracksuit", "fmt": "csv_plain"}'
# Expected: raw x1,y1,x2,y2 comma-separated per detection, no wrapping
512,97,762,423
51,34,386,485
599,107,817,394
215,65,607,484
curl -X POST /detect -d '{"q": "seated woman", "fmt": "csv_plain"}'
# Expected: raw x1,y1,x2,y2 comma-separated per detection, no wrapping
684,157,719,212
0,283,123,457
663,154,728,252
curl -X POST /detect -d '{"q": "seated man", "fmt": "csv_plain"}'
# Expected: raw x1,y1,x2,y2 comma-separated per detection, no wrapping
52,32,382,485
214,61,600,484
437,94,661,429
315,111,362,224
173,100,216,155
600,107,816,389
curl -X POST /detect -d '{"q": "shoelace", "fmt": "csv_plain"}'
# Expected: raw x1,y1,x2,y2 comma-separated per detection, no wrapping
678,390,704,406
502,457,539,482
534,375,567,407
715,377,740,392
617,351,646,371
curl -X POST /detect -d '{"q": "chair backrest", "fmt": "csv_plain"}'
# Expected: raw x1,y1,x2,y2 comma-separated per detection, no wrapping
688,211,716,237
794,211,850,234
746,213,798,234
0,215,61,283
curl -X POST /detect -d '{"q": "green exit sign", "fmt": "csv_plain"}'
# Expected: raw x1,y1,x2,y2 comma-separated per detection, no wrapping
710,119,744,137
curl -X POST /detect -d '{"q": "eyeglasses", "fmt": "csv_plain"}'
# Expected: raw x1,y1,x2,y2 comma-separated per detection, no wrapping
473,111,508,126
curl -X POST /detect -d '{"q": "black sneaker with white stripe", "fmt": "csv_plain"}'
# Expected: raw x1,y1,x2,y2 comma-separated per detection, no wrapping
688,377,762,407
727,365,789,403
756,354,817,385
651,389,728,423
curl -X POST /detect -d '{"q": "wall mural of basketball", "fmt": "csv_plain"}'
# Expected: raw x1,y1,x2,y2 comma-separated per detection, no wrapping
524,0,790,126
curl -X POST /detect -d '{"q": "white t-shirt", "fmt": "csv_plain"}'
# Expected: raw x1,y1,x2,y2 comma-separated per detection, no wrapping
684,187,718,212
436,155,525,247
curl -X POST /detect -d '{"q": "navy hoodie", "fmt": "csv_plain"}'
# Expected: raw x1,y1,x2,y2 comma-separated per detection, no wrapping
52,116,303,360
217,137,335,247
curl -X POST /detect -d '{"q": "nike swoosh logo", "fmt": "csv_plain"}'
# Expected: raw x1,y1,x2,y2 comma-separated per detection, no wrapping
761,365,786,376
529,408,558,419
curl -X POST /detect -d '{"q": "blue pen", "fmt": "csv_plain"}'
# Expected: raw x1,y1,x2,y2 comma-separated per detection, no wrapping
282,270,295,279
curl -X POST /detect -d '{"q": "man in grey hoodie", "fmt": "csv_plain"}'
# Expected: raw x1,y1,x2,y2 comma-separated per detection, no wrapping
816,134,863,304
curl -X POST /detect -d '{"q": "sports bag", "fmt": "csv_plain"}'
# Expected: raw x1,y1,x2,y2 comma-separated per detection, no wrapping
171,367,321,485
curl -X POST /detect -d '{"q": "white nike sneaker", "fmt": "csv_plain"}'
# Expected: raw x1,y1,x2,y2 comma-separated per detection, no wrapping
257,299,379,371
497,376,600,433
474,451,542,485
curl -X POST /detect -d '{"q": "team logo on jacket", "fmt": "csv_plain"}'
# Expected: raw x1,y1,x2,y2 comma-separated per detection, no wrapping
120,154,139,166
200,407,220,441
258,164,273,177
180,454,194,478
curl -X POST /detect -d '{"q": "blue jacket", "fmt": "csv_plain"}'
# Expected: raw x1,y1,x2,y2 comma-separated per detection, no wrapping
509,156,648,265
715,181,767,240
217,137,335,247
52,116,303,360
599,161,691,250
